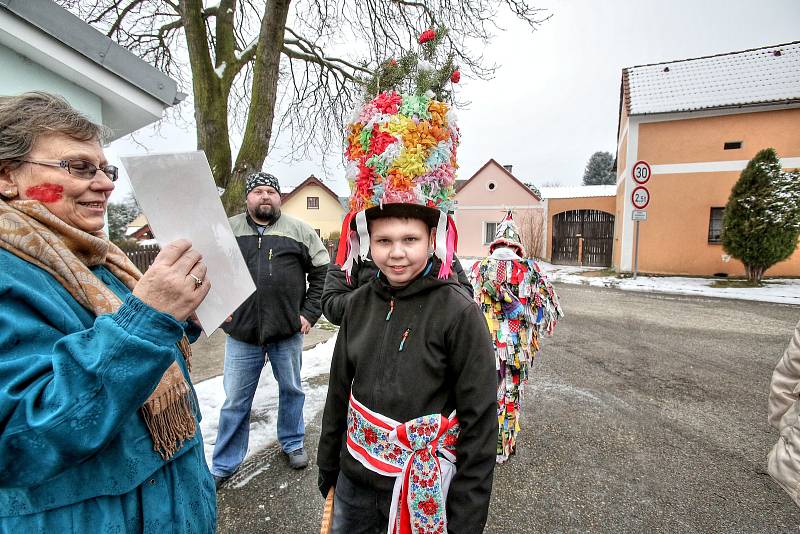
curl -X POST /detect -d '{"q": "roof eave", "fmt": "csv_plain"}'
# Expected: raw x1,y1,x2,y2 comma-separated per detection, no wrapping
629,98,800,117
0,1,179,107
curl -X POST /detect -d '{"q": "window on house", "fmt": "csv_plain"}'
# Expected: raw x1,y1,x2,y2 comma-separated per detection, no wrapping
723,141,742,150
314,228,321,237
484,222,497,244
708,208,725,243
307,196,319,209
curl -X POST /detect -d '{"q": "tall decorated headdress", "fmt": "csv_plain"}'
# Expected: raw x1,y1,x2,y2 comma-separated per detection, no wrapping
335,26,462,279
489,211,526,257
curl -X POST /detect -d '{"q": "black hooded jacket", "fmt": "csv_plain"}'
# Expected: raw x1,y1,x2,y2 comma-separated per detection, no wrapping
222,212,329,345
317,260,496,532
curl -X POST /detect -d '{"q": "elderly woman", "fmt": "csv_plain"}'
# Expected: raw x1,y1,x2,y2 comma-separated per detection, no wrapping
0,92,215,532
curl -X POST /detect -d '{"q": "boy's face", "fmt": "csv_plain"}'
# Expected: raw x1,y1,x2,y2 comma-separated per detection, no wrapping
369,216,433,288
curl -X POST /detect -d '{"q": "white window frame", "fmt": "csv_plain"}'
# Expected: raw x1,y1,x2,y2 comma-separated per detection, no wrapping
484,221,497,244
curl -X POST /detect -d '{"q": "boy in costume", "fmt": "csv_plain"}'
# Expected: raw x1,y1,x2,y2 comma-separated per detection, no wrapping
470,211,563,463
317,27,497,534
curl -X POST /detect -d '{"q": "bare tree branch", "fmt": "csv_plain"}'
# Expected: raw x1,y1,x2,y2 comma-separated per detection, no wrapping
56,0,550,214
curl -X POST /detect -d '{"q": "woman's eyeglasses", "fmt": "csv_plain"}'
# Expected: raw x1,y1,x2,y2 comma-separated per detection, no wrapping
14,159,119,182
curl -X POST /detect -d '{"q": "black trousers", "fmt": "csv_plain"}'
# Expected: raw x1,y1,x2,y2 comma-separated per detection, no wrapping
331,472,392,534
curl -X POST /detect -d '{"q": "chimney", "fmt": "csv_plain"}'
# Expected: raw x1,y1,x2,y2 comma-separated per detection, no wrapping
502,164,513,173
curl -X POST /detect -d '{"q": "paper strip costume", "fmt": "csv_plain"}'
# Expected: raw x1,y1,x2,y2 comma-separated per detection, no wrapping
469,211,563,463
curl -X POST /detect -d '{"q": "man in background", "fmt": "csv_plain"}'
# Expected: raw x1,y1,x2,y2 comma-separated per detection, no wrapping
212,172,329,487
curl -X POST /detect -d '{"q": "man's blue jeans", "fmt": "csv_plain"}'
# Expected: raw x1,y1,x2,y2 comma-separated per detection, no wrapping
211,333,305,477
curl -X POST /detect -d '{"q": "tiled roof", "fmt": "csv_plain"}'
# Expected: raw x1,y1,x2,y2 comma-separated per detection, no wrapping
455,159,541,200
624,41,800,115
540,185,616,199
281,175,342,207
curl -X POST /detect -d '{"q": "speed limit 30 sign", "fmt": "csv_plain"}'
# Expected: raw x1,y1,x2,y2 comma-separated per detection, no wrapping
631,186,650,209
632,160,651,184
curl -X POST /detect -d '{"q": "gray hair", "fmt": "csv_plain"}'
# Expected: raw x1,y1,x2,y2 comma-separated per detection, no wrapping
0,92,109,169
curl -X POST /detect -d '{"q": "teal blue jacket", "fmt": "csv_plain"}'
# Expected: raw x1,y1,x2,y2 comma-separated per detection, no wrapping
0,249,215,532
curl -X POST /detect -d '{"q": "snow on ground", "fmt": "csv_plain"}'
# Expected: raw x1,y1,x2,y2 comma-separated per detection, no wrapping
544,263,800,305
195,333,337,476
460,257,799,305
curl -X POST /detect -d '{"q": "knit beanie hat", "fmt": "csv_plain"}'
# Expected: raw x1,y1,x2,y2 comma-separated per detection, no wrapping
489,211,525,257
245,172,281,196
335,27,461,279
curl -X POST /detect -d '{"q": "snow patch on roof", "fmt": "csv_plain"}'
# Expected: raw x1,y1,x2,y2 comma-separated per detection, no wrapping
626,41,800,115
540,185,616,199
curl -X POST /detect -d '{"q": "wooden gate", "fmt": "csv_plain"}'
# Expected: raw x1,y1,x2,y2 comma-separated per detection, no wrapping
551,210,614,267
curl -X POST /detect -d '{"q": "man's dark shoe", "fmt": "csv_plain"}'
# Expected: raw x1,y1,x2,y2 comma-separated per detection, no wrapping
287,448,309,469
214,474,232,490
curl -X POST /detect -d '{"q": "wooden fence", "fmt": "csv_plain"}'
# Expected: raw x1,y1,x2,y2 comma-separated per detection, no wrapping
124,240,340,274
124,244,160,273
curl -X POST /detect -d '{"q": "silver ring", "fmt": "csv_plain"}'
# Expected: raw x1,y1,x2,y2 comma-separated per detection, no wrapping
189,273,204,288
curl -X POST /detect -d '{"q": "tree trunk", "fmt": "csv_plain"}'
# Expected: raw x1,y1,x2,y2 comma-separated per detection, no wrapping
746,264,765,284
180,0,233,202
222,0,292,215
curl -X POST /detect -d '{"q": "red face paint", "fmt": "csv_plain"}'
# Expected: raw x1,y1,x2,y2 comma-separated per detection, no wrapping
25,183,63,203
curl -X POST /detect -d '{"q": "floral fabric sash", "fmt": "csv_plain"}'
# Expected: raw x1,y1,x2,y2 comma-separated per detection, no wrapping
346,393,459,534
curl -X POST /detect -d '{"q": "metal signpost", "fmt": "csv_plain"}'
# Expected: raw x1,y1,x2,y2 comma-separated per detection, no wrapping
630,161,651,279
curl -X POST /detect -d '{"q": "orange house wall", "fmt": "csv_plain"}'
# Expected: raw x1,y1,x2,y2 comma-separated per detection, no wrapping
546,196,616,262
638,108,800,164
631,108,800,276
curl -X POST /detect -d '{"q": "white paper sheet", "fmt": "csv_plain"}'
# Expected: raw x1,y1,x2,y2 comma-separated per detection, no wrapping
120,151,255,333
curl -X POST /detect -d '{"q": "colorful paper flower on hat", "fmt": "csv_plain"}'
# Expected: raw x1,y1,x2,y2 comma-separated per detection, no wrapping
356,100,381,124
379,140,403,165
368,154,391,179
359,125,373,152
347,123,366,159
400,94,431,120
425,142,453,170
373,91,402,114
418,29,436,44
428,100,448,126
369,129,397,157
402,121,437,151
384,113,412,135
392,144,428,177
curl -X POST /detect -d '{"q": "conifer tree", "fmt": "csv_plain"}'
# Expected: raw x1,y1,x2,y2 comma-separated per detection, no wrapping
582,151,615,185
722,148,800,283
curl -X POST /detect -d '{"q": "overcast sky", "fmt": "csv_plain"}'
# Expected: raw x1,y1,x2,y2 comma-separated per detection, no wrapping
107,0,800,203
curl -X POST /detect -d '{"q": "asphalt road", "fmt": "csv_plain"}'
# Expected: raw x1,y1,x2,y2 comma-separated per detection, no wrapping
215,283,800,533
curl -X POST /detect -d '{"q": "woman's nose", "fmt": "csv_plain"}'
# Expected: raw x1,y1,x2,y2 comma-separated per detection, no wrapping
91,171,115,192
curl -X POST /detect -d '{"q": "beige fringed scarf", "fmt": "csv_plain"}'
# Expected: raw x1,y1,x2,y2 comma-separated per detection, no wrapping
0,198,196,460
